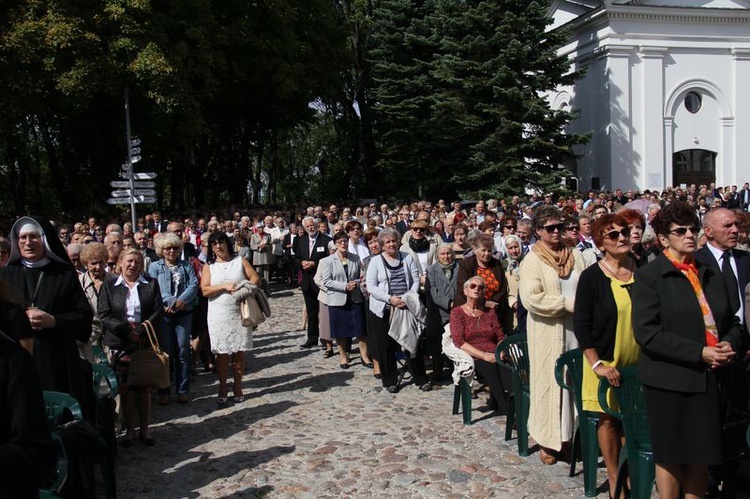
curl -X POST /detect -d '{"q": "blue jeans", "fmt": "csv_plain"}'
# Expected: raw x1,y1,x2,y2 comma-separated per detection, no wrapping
158,313,193,395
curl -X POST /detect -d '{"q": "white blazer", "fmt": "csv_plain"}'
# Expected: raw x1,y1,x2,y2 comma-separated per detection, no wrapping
321,253,364,306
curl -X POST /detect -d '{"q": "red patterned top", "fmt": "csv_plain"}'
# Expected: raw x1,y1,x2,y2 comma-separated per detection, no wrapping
477,266,500,301
450,306,505,354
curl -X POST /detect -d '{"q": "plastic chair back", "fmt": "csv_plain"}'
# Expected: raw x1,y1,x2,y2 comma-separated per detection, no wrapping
597,366,654,499
92,363,118,399
496,333,530,456
41,391,83,497
555,349,600,497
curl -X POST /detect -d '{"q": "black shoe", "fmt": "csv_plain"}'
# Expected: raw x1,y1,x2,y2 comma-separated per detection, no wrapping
300,338,318,348
386,385,399,394
419,382,433,392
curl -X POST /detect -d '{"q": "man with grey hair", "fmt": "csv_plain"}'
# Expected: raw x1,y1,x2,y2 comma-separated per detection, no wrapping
103,231,123,272
295,216,332,348
66,243,85,274
516,219,535,256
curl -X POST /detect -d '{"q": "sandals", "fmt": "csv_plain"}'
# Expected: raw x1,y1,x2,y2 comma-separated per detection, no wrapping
232,394,245,403
217,397,231,409
323,350,335,359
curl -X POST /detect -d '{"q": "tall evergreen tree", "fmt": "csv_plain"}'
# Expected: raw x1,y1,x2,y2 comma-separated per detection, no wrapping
433,0,587,198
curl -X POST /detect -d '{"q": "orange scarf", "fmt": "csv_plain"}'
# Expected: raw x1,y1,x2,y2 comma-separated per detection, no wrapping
662,249,718,346
532,242,574,278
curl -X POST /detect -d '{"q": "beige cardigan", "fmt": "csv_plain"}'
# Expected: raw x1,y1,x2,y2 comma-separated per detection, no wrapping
518,248,585,451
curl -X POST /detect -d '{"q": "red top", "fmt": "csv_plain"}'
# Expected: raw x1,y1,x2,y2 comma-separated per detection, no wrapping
450,306,505,354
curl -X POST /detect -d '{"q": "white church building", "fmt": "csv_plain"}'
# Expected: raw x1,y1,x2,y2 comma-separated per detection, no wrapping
549,0,750,192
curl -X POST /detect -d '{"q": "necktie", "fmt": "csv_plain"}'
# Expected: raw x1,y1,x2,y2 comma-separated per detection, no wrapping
721,250,740,313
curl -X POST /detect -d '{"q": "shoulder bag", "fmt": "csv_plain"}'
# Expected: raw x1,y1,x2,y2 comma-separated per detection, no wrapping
240,295,265,328
128,320,170,389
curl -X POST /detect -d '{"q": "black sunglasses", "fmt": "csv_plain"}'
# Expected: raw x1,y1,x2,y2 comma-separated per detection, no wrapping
412,228,426,233
669,226,700,236
542,223,565,233
603,228,631,240
566,226,579,231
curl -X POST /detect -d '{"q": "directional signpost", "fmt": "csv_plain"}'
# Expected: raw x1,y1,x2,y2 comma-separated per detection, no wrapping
107,196,157,205
108,89,159,223
110,181,156,189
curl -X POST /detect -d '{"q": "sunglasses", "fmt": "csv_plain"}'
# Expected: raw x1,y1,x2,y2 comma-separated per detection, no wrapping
542,223,565,233
504,225,515,229
669,226,700,237
412,228,426,233
163,246,178,251
468,283,485,290
603,228,631,240
566,226,579,231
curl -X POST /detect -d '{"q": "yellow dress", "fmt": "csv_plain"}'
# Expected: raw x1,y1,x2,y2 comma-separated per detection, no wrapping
581,276,640,412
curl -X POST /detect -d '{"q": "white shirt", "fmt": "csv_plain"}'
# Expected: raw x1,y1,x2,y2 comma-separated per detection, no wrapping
114,274,149,323
706,243,744,325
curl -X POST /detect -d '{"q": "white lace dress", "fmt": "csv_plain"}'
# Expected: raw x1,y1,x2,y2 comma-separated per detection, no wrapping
207,257,252,354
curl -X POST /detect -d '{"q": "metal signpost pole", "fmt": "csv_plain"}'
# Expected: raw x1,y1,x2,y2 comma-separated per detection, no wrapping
124,87,137,229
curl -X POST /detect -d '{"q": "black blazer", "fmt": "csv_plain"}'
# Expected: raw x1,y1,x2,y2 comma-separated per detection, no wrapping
632,253,742,393
694,245,750,307
294,234,332,293
396,221,410,237
98,277,164,349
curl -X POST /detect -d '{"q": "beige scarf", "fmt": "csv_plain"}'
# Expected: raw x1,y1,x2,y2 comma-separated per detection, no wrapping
532,242,574,278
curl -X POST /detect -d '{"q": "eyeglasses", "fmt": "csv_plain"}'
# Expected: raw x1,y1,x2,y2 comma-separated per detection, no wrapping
412,228,426,233
669,226,700,237
504,225,515,229
163,247,178,251
603,228,631,240
211,241,224,246
336,239,347,244
566,226,579,231
542,223,565,233
468,283,485,290
83,239,93,244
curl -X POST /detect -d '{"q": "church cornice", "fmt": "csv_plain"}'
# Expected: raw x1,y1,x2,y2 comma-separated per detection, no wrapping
607,5,750,25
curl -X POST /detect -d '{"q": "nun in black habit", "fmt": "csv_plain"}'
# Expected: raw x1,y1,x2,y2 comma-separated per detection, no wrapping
0,216,93,419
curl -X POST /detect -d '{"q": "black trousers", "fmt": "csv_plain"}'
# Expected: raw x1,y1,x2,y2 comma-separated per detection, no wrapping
367,309,428,388
474,358,512,415
302,288,320,340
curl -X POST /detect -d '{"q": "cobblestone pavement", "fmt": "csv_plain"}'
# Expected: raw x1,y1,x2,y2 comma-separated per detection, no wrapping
115,286,606,498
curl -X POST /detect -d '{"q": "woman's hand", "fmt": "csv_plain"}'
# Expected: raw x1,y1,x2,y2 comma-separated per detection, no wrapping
485,300,498,310
593,363,621,387
389,295,406,308
702,344,735,369
224,283,236,293
482,351,496,364
26,308,56,330
127,325,140,344
346,281,357,292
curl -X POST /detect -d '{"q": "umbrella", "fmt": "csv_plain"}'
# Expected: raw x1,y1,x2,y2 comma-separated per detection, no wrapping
623,198,650,214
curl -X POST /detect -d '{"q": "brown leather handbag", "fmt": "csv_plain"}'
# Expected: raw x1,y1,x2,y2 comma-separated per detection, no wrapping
127,320,170,389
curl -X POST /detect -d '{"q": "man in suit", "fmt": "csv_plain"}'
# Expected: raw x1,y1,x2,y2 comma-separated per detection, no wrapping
294,216,332,348
695,208,749,331
395,209,410,237
149,210,169,234
282,223,298,287
739,182,750,211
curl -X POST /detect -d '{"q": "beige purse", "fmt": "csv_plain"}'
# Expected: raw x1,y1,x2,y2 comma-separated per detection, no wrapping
128,320,170,389
240,296,265,328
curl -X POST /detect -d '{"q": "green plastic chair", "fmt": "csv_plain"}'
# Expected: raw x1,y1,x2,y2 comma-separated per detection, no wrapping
41,391,83,497
496,333,530,456
597,366,655,499
452,377,473,425
91,345,108,364
555,349,601,497
92,363,119,498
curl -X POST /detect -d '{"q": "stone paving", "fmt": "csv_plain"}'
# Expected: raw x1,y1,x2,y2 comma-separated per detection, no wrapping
115,286,607,498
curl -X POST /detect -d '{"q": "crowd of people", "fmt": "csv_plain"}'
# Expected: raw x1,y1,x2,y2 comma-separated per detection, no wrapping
1,180,750,496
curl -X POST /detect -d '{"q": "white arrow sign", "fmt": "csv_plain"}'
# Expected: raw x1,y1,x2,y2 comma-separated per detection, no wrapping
110,181,155,188
107,196,156,205
120,172,158,180
111,189,157,197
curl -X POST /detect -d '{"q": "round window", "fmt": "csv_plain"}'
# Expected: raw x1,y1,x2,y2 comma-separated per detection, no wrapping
684,91,702,114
